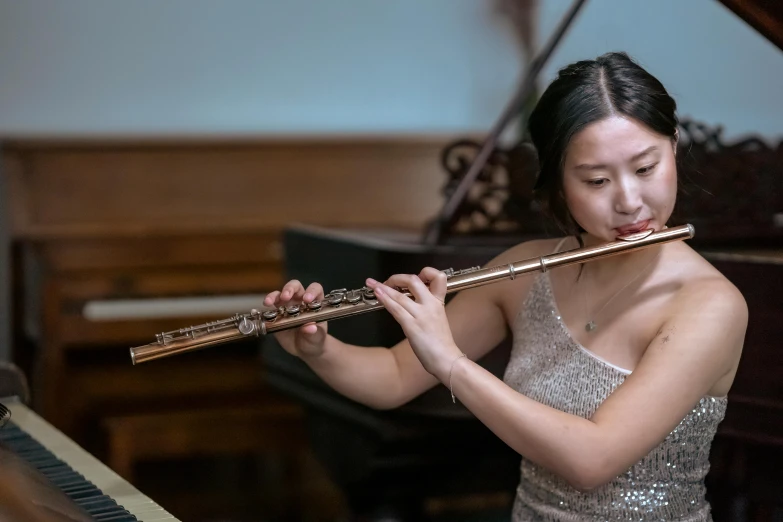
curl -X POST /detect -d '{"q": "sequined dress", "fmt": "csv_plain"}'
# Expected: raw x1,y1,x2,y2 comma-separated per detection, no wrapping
502,269,728,521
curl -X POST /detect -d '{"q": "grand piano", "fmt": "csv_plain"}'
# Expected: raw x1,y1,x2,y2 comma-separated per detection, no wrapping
263,1,783,521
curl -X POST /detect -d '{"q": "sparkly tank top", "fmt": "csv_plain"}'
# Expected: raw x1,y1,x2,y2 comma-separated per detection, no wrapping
502,242,728,521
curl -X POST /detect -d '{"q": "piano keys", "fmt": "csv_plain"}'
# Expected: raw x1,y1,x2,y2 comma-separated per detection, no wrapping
0,397,179,522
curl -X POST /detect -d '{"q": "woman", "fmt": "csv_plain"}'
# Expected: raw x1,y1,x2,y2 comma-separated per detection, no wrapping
264,52,747,521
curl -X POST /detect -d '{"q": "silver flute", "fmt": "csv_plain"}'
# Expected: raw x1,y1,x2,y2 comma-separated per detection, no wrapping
129,224,694,365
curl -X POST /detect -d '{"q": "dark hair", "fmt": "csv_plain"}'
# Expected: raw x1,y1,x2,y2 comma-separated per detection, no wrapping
528,52,678,236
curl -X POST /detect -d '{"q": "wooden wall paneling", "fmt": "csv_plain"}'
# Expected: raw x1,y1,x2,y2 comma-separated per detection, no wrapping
4,138,449,239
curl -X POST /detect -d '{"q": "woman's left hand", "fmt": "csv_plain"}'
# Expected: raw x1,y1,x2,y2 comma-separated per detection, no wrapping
366,267,463,382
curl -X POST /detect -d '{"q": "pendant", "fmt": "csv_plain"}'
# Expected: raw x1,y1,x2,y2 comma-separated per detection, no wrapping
585,320,597,332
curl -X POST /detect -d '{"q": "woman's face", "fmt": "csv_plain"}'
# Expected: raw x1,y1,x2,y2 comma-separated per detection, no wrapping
562,115,678,243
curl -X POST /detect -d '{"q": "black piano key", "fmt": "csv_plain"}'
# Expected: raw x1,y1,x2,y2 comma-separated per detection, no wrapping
88,505,127,515
56,476,93,488
81,502,133,518
63,485,102,498
0,423,140,521
92,514,137,522
77,495,130,513
87,500,141,517
48,471,85,484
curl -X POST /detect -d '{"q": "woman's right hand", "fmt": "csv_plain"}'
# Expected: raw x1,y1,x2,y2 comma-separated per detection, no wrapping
263,280,329,359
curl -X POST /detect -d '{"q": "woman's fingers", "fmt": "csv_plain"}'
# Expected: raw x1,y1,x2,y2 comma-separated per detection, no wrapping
419,267,448,304
263,291,280,307
299,320,327,338
280,279,305,302
382,273,413,291
264,279,323,309
403,276,437,304
373,284,414,322
381,270,445,307
303,282,325,304
369,274,436,316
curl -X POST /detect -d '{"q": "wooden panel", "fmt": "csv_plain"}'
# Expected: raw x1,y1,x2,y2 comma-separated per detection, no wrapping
55,267,281,301
2,150,31,234
70,353,271,402
28,233,283,272
2,137,453,239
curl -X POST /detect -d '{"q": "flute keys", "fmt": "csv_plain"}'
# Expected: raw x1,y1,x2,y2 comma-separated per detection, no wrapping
327,293,344,306
262,310,279,320
307,300,322,311
285,305,302,316
346,291,361,304
363,288,377,302
238,316,256,335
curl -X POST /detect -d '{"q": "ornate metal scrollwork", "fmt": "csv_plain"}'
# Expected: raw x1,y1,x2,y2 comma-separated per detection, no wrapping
437,137,548,238
672,119,783,245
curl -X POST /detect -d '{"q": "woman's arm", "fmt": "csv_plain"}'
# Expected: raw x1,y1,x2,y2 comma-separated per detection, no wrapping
378,275,747,490
300,282,508,409
292,241,543,410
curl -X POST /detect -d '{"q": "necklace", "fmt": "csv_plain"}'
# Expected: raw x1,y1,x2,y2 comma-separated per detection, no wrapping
583,249,661,333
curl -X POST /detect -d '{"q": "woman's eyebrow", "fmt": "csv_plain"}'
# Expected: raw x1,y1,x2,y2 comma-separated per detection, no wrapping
573,146,659,171
630,145,659,161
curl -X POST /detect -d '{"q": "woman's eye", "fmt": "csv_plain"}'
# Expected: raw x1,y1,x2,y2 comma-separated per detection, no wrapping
637,163,657,175
586,178,607,187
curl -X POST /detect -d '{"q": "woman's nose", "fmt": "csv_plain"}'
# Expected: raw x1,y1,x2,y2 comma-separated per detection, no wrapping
614,180,643,214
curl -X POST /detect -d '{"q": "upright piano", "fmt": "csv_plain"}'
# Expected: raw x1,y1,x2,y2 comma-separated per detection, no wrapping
263,1,783,520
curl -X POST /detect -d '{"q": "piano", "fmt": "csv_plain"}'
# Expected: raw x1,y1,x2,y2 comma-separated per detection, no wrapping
0,396,179,521
264,1,783,520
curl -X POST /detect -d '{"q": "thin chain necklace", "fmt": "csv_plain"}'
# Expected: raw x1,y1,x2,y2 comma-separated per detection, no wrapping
582,249,661,333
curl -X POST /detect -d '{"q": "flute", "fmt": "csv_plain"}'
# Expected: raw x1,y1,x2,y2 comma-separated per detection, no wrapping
129,224,694,365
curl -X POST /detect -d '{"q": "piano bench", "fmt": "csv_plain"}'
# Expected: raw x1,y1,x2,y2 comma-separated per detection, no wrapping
101,402,307,483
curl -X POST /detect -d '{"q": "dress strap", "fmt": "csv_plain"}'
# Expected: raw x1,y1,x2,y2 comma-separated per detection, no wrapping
552,237,570,254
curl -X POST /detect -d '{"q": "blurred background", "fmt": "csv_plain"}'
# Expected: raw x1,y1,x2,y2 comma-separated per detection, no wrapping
0,1,782,521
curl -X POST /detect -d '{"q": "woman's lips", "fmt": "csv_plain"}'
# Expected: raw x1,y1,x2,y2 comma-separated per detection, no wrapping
614,220,651,236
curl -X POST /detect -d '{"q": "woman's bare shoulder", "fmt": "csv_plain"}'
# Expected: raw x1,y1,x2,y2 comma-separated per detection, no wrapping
666,243,748,323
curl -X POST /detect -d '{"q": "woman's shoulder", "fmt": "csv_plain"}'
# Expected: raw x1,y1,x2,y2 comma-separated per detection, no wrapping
665,243,748,324
657,244,748,394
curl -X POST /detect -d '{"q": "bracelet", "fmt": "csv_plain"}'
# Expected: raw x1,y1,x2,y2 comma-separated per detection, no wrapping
448,352,467,403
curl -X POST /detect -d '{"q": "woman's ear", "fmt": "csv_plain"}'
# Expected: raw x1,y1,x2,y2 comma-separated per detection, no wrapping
672,129,679,156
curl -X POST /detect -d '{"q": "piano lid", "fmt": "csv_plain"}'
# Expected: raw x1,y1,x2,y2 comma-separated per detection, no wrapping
718,0,783,51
